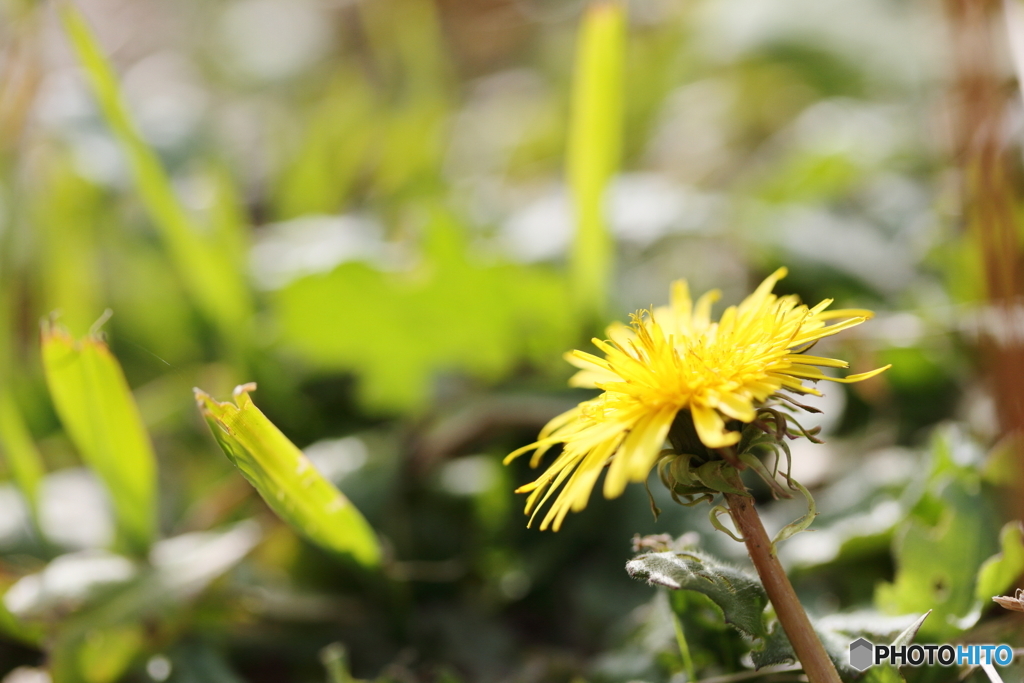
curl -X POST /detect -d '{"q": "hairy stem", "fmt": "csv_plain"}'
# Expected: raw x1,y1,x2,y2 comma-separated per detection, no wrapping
724,492,841,683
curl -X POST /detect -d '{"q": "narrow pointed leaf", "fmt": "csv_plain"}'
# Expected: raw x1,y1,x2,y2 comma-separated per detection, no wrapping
0,389,45,519
59,4,251,346
195,384,381,567
890,610,931,648
40,324,157,553
566,0,625,319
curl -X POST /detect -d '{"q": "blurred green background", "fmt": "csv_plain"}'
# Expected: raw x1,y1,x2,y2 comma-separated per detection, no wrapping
0,0,1023,681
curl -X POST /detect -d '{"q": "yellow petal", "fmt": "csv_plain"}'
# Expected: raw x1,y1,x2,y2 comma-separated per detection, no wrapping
691,405,741,449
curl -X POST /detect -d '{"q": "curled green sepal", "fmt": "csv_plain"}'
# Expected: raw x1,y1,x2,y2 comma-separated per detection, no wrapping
658,453,715,506
771,478,817,550
709,505,744,542
694,460,748,496
738,452,791,499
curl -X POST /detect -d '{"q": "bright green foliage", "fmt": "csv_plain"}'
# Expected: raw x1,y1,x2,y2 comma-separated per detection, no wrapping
273,210,573,411
567,0,625,320
874,479,995,637
60,5,252,349
974,522,1024,604
195,384,381,567
40,324,158,553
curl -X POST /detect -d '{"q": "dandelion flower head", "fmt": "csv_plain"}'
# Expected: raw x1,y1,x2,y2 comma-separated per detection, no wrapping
505,268,889,531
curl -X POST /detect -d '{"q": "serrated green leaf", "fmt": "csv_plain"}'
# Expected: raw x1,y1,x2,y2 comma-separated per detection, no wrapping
41,324,157,553
59,4,251,347
750,620,863,680
195,384,381,567
975,522,1024,603
626,550,770,640
750,624,796,669
567,0,625,319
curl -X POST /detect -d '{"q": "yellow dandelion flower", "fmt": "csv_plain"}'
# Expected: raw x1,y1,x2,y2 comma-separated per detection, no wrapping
505,268,889,531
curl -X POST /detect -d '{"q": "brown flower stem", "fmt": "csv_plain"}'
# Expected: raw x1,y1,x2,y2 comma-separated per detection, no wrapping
724,492,841,683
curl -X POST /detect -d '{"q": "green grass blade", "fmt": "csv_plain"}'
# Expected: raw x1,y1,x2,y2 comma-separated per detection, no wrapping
195,384,382,568
0,389,45,523
566,0,626,321
34,160,104,336
59,4,251,347
41,323,158,553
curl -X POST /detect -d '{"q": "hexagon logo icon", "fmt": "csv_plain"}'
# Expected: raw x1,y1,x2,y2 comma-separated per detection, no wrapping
849,638,874,671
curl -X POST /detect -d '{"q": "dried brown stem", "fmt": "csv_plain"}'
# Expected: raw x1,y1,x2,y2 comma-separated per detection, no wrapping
724,492,841,683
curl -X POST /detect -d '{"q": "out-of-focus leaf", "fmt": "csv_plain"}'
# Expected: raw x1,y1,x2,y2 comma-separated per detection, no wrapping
357,0,448,98
0,388,45,518
874,436,999,638
37,523,260,683
34,160,104,336
626,550,769,640
59,5,251,348
861,665,905,683
164,642,247,683
41,324,158,553
0,588,44,647
195,384,381,567
566,0,625,319
756,152,861,204
76,623,143,683
273,209,573,412
975,522,1024,603
321,643,357,683
4,550,137,622
107,240,201,365
273,74,375,219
